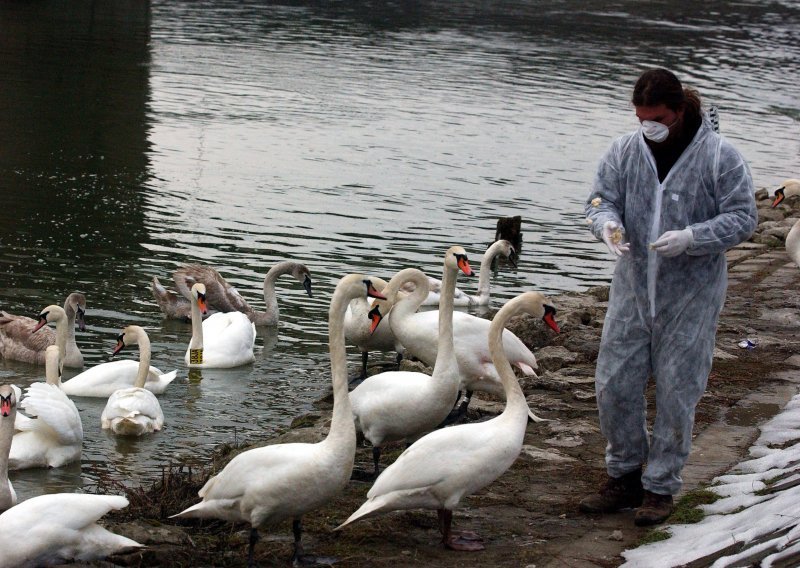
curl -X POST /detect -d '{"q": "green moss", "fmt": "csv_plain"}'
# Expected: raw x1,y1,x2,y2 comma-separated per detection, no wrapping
637,529,671,545
669,488,720,524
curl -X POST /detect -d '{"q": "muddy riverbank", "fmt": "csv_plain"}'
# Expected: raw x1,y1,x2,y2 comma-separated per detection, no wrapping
95,187,800,567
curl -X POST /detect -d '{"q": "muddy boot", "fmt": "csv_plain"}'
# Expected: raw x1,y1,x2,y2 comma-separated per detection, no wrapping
634,490,674,526
578,468,644,513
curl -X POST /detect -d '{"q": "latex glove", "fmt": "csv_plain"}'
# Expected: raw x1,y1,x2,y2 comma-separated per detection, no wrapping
601,221,630,257
651,228,693,257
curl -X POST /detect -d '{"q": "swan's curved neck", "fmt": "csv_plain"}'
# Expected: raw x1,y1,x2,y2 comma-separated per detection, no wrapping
489,298,529,423
189,296,204,352
0,407,15,509
134,333,152,389
385,268,428,321
53,316,69,372
434,260,458,374
323,287,356,448
45,351,61,386
262,262,291,318
475,242,503,301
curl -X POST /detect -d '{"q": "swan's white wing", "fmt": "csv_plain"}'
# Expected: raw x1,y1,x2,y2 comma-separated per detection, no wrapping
200,312,256,365
103,388,163,422
0,494,141,566
62,360,172,397
19,383,83,444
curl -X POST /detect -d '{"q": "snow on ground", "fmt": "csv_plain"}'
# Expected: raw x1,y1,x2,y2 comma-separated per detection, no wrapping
621,394,800,568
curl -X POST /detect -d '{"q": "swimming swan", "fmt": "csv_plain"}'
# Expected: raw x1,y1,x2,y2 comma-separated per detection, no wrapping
338,291,559,550
32,306,177,398
9,345,83,469
0,385,18,512
153,261,313,324
172,274,385,566
403,240,517,307
101,326,165,436
0,493,141,567
0,292,86,368
185,283,256,368
349,246,472,476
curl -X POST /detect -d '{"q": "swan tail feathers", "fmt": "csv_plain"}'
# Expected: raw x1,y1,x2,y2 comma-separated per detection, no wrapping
516,362,537,377
335,496,390,530
527,407,550,423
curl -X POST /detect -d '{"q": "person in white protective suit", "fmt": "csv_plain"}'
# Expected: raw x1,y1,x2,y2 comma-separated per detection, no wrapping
580,68,757,526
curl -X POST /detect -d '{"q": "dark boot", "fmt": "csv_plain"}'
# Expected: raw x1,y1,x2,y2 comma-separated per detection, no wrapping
578,468,644,513
634,490,674,526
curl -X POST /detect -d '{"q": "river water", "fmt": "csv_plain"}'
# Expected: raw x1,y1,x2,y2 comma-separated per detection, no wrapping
0,0,798,498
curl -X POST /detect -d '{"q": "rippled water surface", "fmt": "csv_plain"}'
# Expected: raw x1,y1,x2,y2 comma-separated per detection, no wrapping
0,0,798,497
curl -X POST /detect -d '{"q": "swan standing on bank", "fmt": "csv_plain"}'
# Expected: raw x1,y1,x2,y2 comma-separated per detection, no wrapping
338,291,559,550
349,247,472,476
173,274,386,566
9,345,83,469
771,178,800,268
153,261,313,324
185,283,256,368
101,326,165,436
385,258,560,422
0,292,86,368
32,306,177,398
403,240,517,307
343,276,405,381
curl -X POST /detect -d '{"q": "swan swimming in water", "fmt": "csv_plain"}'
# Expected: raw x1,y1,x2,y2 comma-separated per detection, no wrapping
31,305,177,398
101,326,165,436
152,261,313,324
173,274,385,566
9,345,83,470
349,246,472,476
185,282,256,368
338,291,559,551
0,292,86,368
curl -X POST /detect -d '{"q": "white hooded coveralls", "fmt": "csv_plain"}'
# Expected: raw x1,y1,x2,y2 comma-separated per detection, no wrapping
584,117,757,495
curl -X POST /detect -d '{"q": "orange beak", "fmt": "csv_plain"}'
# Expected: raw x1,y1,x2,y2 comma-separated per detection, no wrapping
457,256,474,277
368,305,383,334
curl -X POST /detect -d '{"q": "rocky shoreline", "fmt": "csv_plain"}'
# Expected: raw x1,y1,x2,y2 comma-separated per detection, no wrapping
97,186,800,567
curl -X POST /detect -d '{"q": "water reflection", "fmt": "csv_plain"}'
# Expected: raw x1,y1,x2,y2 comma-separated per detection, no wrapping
0,0,798,499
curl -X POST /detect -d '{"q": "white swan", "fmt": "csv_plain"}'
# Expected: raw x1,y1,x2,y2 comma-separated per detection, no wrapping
349,247,472,476
9,345,83,469
101,326,165,436
0,292,86,368
0,493,141,567
385,258,560,422
152,260,313,324
32,306,177,398
338,291,559,550
403,240,517,307
0,385,17,512
185,283,256,368
771,178,800,268
343,276,405,380
172,274,385,565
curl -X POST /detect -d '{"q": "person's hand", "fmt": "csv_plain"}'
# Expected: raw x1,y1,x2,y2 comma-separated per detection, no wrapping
650,228,693,257
601,221,630,257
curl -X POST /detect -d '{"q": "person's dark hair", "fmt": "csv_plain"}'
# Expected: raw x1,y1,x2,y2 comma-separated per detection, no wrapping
632,68,702,124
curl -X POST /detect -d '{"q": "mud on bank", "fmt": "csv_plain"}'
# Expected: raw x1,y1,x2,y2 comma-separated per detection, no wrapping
94,188,800,568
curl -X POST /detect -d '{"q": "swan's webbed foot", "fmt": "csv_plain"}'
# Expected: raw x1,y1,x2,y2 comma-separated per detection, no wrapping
445,533,486,551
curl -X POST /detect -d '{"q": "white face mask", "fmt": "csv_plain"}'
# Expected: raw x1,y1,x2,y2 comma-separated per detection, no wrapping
641,120,673,143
